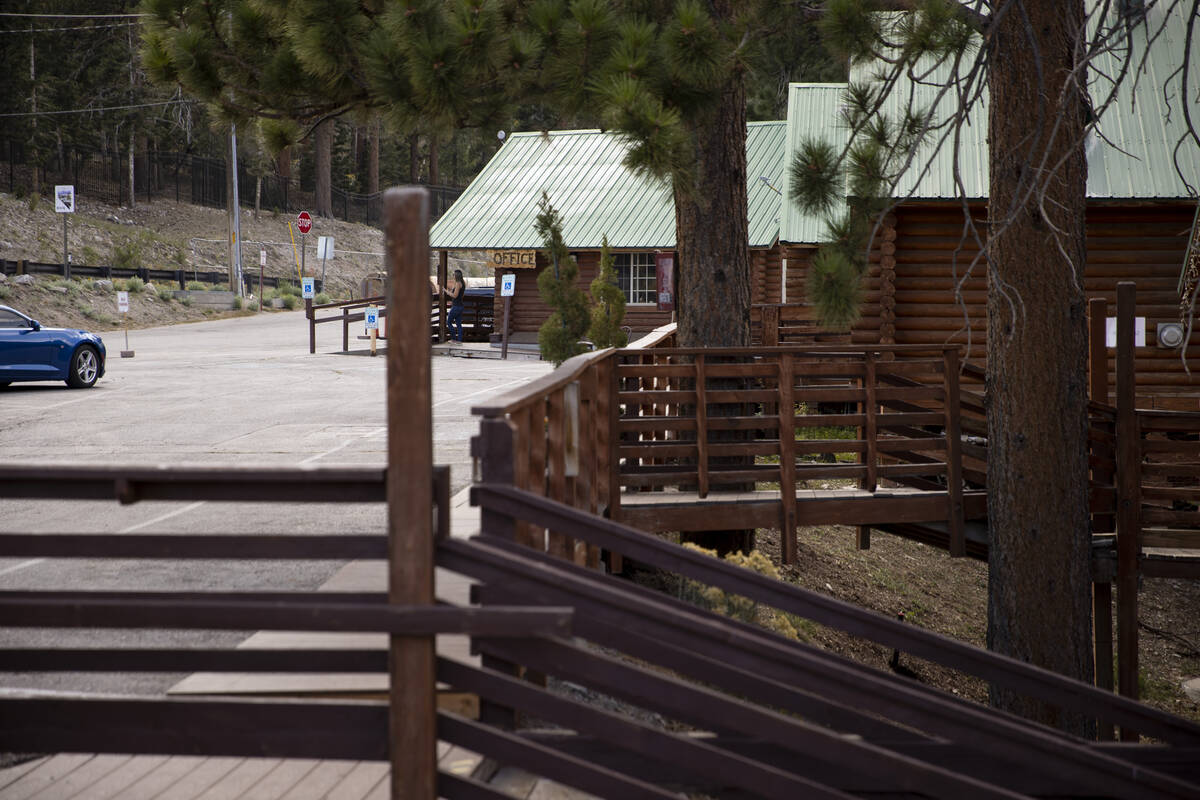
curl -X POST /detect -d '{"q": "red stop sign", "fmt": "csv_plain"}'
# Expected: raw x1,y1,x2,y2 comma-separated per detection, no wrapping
297,211,312,234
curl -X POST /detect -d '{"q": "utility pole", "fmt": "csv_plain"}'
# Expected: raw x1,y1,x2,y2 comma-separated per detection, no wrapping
229,125,243,296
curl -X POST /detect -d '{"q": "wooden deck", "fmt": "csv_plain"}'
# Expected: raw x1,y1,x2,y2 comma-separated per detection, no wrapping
0,746,592,800
619,486,987,537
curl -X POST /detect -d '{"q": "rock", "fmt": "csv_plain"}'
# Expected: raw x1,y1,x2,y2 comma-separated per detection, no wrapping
0,272,7,283
1185,677,1200,704
93,279,113,291
143,283,156,294
50,286,68,294
13,274,34,285
106,215,120,223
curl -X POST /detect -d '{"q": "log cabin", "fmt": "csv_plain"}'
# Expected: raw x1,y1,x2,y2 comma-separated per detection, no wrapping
429,122,789,345
778,3,1200,408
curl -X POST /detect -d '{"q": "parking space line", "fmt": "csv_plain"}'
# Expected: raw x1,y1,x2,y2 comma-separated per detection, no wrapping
0,558,44,577
120,501,207,533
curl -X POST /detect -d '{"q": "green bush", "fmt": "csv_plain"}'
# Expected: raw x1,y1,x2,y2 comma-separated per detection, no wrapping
0,285,9,301
244,298,260,311
315,292,330,304
232,296,243,310
180,296,193,307
156,286,175,302
125,276,145,294
277,280,297,297
281,294,298,310
111,241,143,270
186,280,210,291
80,246,101,265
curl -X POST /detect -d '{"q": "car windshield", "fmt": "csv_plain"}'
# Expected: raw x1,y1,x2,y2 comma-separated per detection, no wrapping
0,308,31,328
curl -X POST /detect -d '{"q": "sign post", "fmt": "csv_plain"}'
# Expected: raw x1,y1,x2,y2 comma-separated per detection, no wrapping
259,249,266,310
117,290,134,358
365,305,379,357
55,185,74,281
297,212,312,279
317,236,334,291
499,272,516,360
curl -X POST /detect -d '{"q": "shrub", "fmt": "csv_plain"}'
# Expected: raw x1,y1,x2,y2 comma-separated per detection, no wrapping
232,296,243,310
244,299,260,311
315,292,330,305
180,296,193,307
0,285,9,301
111,241,143,270
277,280,297,297
281,294,298,310
80,246,101,265
678,544,801,641
125,276,145,294
534,194,589,366
588,236,628,349
156,286,175,302
185,280,207,291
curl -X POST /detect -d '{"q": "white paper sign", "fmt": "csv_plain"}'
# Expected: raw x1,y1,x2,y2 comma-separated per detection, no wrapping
55,185,75,213
259,249,267,267
1105,317,1146,348
117,291,129,313
500,273,516,297
301,277,315,299
316,236,334,260
364,306,379,330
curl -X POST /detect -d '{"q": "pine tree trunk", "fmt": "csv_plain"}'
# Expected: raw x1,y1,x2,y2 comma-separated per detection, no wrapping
429,138,440,186
986,0,1094,737
674,57,754,555
409,134,419,183
368,118,380,195
314,119,333,217
674,70,751,348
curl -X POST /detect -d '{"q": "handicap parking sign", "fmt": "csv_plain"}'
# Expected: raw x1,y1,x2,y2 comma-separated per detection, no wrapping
301,277,315,299
364,306,379,330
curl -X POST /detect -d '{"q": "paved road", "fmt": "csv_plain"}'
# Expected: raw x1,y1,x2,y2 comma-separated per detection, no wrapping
0,309,550,694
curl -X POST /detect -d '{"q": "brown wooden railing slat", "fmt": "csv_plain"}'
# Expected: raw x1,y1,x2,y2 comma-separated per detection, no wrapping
695,354,710,498
547,389,569,560
943,347,965,558
779,354,797,564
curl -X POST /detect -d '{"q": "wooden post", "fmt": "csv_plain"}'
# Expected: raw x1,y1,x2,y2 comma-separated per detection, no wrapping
306,297,315,354
943,347,965,558
858,352,878,550
778,354,797,564
762,304,780,347
383,187,436,800
607,354,624,573
1115,282,1141,732
501,295,511,360
343,307,350,353
437,249,448,343
1089,297,1115,736
695,355,709,498
547,390,569,559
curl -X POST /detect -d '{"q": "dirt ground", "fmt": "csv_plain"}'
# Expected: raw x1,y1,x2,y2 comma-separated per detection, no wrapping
748,521,1200,728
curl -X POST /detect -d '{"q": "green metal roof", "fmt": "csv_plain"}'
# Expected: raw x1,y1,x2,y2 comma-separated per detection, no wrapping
843,3,1199,201
430,122,786,251
780,3,1199,241
780,83,850,244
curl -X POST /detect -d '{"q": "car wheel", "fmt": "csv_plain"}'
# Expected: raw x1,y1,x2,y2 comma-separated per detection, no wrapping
66,345,100,389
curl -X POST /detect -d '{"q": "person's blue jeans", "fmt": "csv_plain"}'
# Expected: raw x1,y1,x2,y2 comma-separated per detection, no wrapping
447,305,463,342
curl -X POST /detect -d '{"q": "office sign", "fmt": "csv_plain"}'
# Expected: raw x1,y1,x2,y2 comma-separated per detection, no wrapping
488,250,537,269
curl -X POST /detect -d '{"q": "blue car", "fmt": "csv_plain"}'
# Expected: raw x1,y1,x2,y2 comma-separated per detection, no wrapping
0,305,106,389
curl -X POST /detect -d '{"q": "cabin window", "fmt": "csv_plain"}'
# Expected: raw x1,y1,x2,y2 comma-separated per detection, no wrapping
614,252,657,305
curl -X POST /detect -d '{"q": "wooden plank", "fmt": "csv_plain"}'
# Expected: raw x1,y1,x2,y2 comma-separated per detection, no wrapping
778,354,797,564
547,390,569,560
1115,281,1141,728
695,355,710,498
325,762,390,800
943,348,965,558
384,187,436,800
1141,529,1200,548
192,758,280,799
580,364,601,568
862,353,878,494
115,756,210,800
527,399,547,553
512,405,534,549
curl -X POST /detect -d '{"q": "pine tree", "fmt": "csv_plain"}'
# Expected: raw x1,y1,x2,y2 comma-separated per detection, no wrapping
534,193,589,367
587,236,627,350
790,0,1198,732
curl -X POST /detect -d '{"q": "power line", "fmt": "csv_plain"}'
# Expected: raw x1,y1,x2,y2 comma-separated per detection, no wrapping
0,12,147,18
0,100,191,119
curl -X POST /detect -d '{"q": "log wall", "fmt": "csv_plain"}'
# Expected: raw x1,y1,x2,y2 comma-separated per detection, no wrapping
890,202,1200,408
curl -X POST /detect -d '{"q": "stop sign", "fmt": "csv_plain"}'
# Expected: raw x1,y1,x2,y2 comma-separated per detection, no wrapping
297,212,312,234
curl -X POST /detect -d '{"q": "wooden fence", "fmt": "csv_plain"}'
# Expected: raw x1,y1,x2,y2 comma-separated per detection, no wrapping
0,258,320,295
306,291,494,353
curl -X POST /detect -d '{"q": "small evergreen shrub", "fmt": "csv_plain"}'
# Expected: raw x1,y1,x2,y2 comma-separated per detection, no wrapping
232,296,243,310
587,236,628,349
281,294,298,310
125,276,145,294
315,292,330,304
534,194,590,366
111,241,143,270
156,286,174,302
185,280,208,291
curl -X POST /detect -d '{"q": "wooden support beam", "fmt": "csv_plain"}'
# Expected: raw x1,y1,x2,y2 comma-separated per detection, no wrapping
778,354,797,564
695,355,709,498
943,348,965,557
1115,282,1141,735
384,187,436,800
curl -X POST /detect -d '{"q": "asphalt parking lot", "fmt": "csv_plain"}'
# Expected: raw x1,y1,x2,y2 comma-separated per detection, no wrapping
0,309,550,693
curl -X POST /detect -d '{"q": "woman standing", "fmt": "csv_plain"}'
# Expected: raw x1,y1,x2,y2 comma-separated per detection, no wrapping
439,269,465,342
